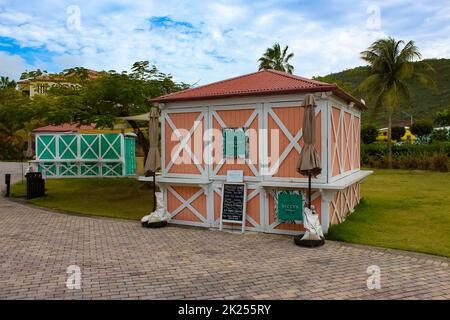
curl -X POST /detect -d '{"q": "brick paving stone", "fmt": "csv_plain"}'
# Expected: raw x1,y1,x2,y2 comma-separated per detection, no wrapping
0,196,449,300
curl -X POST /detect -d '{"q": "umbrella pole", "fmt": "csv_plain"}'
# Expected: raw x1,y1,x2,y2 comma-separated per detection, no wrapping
152,171,156,212
308,173,312,209
21,154,24,185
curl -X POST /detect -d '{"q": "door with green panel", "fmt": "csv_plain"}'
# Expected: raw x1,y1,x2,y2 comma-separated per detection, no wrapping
124,136,136,175
59,135,78,160
36,135,57,160
100,134,121,160
80,134,100,160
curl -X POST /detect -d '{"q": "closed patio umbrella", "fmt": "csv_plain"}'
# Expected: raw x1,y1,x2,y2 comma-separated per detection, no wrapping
144,107,161,211
295,94,324,247
297,94,321,208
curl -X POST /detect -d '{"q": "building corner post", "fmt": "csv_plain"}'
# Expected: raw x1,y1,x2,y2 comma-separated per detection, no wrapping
320,190,333,234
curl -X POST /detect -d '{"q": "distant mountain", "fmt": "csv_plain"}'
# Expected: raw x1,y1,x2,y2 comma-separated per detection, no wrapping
315,58,450,127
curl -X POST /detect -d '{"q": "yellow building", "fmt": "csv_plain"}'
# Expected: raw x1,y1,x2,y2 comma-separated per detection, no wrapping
377,127,417,142
17,70,98,98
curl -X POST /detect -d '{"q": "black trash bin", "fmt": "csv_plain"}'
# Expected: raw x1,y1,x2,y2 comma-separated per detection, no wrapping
26,172,45,199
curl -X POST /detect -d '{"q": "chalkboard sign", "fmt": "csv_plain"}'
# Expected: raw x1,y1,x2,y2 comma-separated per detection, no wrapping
220,183,247,233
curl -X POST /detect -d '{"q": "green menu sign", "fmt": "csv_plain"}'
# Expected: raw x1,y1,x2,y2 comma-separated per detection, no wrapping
276,191,303,222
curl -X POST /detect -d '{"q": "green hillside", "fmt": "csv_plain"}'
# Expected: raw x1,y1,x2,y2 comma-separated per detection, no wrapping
316,59,450,127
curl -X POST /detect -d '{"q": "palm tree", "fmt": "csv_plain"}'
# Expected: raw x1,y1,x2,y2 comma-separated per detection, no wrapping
358,37,435,168
0,76,16,90
258,43,295,74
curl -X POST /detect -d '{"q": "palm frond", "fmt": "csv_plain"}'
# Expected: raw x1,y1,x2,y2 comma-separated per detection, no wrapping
257,43,295,73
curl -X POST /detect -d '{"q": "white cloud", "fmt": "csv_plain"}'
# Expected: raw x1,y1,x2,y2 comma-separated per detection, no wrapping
0,51,28,79
0,0,449,85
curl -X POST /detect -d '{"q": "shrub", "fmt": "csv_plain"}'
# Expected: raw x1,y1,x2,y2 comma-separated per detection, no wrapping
434,108,450,127
0,139,23,160
432,154,449,172
361,125,378,144
391,126,406,141
430,129,449,143
362,142,450,171
411,120,434,138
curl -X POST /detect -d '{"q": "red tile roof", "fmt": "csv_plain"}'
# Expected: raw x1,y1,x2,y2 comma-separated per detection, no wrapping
149,69,365,109
33,123,96,133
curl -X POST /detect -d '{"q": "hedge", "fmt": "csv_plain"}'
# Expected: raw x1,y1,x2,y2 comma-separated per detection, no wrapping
361,142,450,171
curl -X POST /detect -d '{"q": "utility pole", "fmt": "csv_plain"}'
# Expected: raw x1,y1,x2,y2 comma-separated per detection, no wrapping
402,111,413,127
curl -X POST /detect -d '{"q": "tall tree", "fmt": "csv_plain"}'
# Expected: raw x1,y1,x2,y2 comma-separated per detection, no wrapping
358,37,435,167
434,108,450,127
0,88,41,159
258,43,295,74
62,67,97,81
130,61,157,81
0,76,16,90
29,62,190,159
20,69,48,80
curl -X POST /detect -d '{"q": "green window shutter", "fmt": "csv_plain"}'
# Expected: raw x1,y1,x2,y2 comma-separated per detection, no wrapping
59,135,78,160
223,128,247,159
80,135,100,159
36,135,57,160
100,134,121,160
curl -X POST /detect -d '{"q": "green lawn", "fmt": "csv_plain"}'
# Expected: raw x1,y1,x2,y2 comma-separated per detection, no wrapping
327,169,450,258
12,178,154,221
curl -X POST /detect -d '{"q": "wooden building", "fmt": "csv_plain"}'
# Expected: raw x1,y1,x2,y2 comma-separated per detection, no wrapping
150,70,371,234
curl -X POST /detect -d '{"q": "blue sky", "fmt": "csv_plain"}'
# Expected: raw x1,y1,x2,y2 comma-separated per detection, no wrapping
1,0,450,84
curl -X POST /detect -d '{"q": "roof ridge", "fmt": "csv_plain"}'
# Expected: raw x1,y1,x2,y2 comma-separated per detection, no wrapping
264,69,332,86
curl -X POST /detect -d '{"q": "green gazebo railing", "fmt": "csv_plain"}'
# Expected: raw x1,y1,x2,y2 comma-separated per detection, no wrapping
32,133,136,178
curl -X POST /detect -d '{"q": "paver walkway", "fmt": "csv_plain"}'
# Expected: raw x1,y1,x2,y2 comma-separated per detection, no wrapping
0,196,449,300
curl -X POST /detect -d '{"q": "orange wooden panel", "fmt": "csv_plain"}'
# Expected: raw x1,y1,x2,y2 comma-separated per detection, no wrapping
168,186,207,222
344,112,352,172
331,107,342,177
214,191,222,222
268,106,322,178
329,185,359,225
269,106,302,178
353,117,361,169
245,189,260,228
267,113,291,170
167,191,183,213
165,112,205,175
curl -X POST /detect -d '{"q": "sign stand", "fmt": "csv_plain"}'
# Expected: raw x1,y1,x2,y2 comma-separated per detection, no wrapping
219,182,247,234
